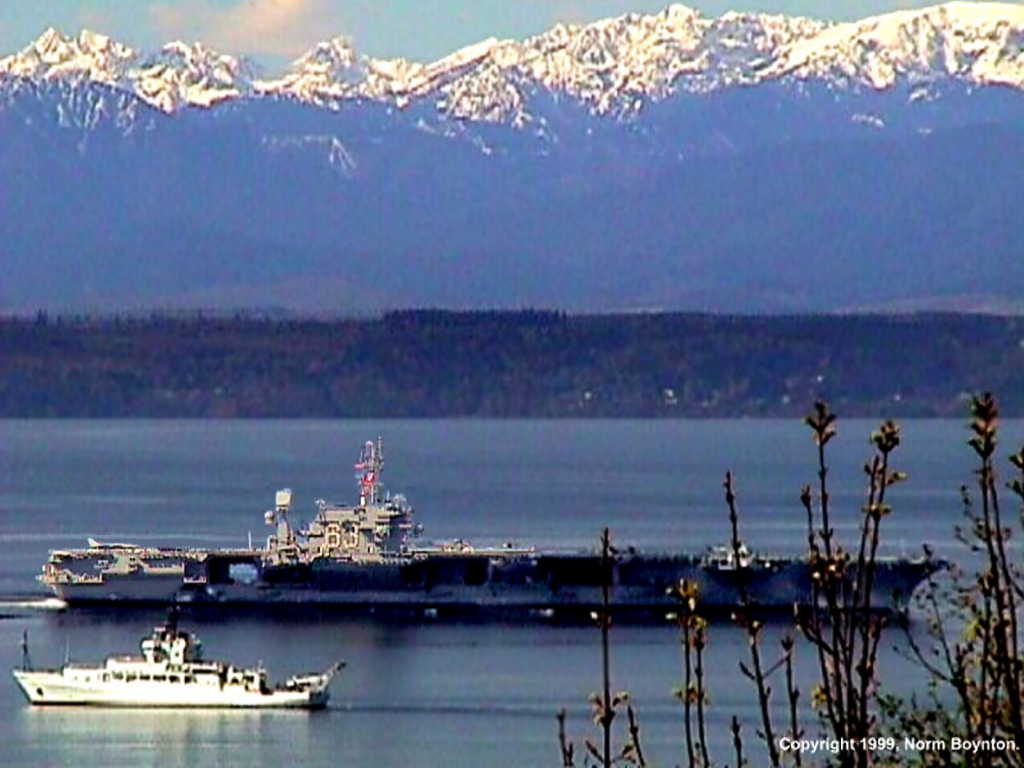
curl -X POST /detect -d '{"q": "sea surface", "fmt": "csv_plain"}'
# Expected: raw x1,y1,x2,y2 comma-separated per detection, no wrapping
0,418,1020,767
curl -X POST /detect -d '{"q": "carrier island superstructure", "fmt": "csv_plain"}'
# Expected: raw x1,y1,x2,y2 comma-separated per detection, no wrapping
40,438,939,617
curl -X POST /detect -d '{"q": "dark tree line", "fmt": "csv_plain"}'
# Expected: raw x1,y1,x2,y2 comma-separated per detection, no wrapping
2,311,1023,417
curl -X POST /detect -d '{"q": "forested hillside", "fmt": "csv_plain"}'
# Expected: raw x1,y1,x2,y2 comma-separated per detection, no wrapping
2,311,1022,417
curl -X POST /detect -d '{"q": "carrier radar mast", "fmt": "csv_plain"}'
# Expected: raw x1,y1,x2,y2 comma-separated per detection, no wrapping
355,437,384,507
264,488,299,562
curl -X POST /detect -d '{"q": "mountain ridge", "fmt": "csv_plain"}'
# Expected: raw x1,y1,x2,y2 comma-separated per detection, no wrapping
4,2,1024,120
3,3,1024,315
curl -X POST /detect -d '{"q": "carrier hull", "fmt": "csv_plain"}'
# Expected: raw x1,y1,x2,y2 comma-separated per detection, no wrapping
38,438,941,618
44,550,939,616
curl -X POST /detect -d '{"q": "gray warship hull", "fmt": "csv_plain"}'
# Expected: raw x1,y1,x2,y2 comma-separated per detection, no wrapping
43,548,938,616
39,439,940,618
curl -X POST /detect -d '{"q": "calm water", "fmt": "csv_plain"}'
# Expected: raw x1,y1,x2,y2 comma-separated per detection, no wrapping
0,419,1019,766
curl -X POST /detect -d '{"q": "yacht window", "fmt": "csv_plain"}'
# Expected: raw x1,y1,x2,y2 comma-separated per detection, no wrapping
169,675,179,683
113,672,124,681
154,675,167,682
102,674,110,682
126,673,137,682
184,675,195,683
140,674,151,680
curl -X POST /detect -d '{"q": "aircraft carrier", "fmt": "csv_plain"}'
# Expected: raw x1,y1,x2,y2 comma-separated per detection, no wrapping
39,439,939,618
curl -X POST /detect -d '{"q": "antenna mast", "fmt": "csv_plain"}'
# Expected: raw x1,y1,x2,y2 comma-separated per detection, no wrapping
354,437,384,506
21,630,31,671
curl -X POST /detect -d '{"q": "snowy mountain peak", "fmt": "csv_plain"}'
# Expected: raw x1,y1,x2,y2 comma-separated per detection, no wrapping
664,4,702,23
134,41,257,112
0,28,254,112
34,26,63,51
204,2,1024,121
361,37,505,106
259,36,362,103
425,5,828,122
295,36,360,72
263,35,507,107
255,5,830,119
6,3,1024,121
767,1,1024,89
0,27,137,84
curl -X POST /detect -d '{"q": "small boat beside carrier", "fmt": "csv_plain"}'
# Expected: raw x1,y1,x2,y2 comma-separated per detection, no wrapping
11,613,342,708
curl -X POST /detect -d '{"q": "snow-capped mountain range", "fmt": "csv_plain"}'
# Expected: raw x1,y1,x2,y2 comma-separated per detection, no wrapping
0,28,256,113
3,3,1024,315
4,2,1024,121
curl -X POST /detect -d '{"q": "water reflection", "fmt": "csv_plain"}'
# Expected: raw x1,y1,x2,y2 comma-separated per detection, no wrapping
17,706,323,767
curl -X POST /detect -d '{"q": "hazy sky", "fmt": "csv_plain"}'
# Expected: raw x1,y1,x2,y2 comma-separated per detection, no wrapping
0,0,1017,67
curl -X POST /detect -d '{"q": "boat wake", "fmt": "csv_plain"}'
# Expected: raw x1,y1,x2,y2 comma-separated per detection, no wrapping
0,597,68,613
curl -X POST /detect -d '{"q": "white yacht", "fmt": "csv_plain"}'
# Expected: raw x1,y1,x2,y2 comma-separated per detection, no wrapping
11,614,342,708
